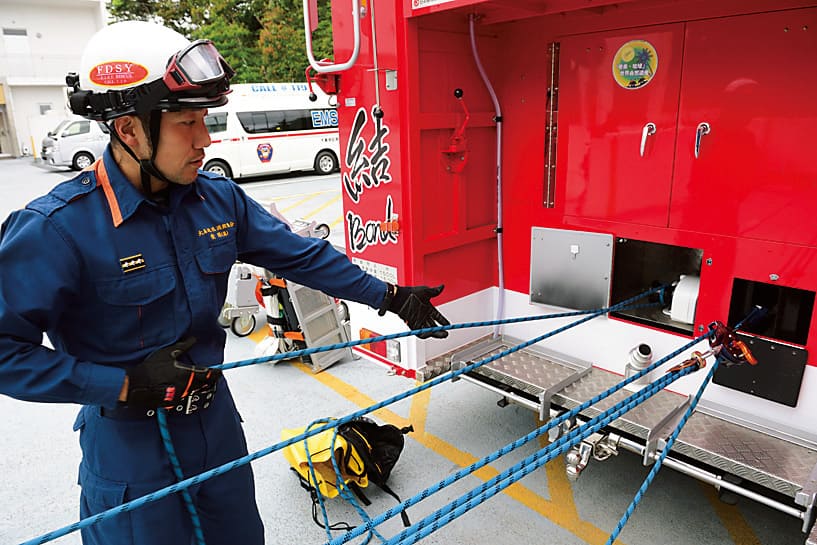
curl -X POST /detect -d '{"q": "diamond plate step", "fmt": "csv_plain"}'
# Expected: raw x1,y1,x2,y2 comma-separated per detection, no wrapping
423,336,817,502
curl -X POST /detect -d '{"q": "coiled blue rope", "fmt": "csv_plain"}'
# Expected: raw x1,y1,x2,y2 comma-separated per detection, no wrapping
19,285,665,545
325,329,712,545
156,409,206,545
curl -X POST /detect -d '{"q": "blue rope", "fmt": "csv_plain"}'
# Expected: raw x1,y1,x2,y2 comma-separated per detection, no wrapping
326,330,711,545
297,289,664,541
602,309,762,544
301,420,339,535
605,357,721,545
328,426,381,543
214,298,664,372
384,366,699,545
155,409,206,545
19,286,665,545
297,292,656,544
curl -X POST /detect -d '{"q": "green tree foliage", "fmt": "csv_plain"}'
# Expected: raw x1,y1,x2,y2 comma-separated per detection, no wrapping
107,0,334,83
258,0,334,81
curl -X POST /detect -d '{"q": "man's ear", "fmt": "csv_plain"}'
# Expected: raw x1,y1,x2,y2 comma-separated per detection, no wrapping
112,115,144,150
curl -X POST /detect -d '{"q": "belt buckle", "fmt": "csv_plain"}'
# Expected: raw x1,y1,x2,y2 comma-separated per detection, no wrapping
183,394,199,414
177,382,217,415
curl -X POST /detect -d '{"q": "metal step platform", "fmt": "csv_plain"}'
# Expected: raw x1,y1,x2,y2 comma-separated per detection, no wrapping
420,336,817,535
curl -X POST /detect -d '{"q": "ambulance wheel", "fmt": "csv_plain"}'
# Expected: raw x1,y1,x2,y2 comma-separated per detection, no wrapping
204,159,233,179
231,315,256,337
72,152,94,171
314,151,337,175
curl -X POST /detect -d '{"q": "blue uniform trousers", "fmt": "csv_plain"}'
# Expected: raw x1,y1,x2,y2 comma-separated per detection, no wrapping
75,380,264,545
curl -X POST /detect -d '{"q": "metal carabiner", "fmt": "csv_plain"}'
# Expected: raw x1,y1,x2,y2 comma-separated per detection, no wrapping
707,320,758,366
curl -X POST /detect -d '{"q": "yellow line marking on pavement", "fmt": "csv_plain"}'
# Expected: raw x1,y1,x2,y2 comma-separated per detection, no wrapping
701,484,762,545
291,362,627,545
248,328,269,343
302,194,342,220
537,418,581,521
408,383,432,435
270,189,336,201
281,193,321,213
329,216,344,229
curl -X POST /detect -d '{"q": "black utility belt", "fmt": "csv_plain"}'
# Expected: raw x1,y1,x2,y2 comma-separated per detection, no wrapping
100,384,218,420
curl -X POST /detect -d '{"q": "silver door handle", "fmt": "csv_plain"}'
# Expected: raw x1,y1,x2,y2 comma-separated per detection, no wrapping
640,122,656,157
695,122,711,158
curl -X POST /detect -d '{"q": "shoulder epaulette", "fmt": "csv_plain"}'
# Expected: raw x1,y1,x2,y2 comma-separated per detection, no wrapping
27,172,98,216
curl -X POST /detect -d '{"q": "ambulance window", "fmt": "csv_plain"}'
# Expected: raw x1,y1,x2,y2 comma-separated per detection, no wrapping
62,121,90,137
237,111,271,133
236,112,252,132
286,110,312,132
204,113,227,134
265,111,286,132
250,112,267,132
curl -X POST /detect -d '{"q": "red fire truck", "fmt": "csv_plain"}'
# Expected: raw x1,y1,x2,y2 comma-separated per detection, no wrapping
303,0,817,541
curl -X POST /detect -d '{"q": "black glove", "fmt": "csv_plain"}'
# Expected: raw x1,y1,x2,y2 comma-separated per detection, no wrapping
378,284,450,339
125,337,222,409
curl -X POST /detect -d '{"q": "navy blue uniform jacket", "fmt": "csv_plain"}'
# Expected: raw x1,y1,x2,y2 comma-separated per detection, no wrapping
0,149,386,407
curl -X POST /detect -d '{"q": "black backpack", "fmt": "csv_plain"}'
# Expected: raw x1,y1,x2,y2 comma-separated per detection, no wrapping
293,416,413,530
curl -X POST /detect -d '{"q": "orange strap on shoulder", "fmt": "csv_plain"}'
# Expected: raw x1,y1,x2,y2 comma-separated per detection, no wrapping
93,159,124,227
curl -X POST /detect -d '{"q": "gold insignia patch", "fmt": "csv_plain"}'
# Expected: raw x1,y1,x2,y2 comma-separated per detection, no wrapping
120,253,146,274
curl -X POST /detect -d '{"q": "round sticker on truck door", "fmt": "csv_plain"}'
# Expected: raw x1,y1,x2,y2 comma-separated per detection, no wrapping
612,40,658,89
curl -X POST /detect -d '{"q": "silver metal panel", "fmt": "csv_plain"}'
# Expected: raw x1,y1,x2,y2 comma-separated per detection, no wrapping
425,336,817,501
287,281,351,372
530,227,613,310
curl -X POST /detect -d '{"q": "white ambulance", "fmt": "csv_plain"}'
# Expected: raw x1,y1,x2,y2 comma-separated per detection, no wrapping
202,83,340,180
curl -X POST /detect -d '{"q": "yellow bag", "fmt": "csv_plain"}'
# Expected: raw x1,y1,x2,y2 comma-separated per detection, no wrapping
281,424,368,499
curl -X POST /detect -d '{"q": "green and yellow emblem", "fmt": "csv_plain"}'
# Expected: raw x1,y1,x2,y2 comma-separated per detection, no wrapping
612,40,658,90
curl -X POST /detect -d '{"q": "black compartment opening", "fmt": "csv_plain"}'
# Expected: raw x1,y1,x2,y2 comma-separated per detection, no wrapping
610,238,703,335
728,279,814,346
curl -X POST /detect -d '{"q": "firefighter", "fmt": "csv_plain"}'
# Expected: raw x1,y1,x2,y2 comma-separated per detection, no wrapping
0,21,448,545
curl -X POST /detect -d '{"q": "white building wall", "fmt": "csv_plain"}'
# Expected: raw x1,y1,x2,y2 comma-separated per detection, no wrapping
11,85,69,154
0,0,105,156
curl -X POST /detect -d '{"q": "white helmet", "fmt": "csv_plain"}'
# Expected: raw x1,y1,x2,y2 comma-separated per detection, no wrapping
68,20,234,120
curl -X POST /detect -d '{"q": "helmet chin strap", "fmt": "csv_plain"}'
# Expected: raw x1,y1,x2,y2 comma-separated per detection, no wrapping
107,110,178,201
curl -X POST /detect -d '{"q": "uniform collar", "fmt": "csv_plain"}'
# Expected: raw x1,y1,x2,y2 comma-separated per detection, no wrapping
96,147,201,228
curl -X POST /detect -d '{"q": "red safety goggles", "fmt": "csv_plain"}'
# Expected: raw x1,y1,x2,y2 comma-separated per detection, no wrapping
163,39,235,93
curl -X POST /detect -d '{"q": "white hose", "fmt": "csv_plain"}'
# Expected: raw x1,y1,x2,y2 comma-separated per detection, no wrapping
469,14,504,337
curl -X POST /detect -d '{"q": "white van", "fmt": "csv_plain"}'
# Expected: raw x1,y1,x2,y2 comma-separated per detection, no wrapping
41,117,110,170
203,83,340,180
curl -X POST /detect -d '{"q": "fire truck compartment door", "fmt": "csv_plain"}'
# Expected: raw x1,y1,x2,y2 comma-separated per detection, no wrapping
558,24,684,227
669,8,817,245
530,227,613,310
